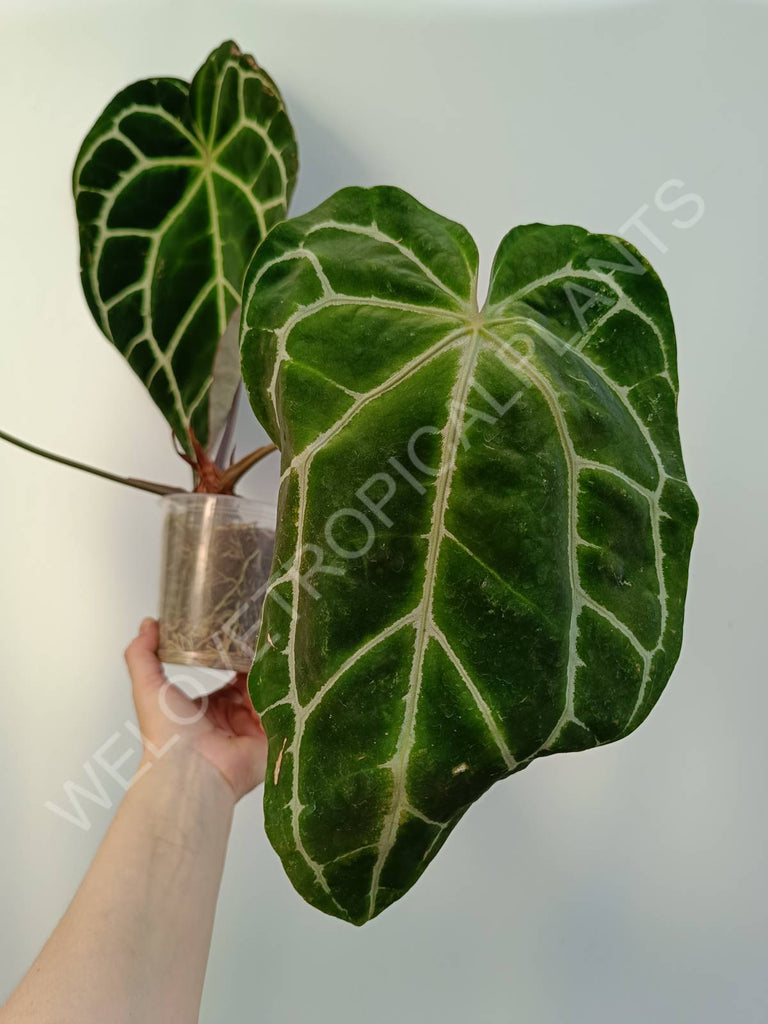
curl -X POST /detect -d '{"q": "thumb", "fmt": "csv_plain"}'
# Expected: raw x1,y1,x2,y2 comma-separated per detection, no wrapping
124,618,165,695
125,618,204,749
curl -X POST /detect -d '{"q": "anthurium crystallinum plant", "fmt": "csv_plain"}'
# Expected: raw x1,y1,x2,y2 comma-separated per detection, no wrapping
240,186,698,924
2,43,697,926
1,40,298,671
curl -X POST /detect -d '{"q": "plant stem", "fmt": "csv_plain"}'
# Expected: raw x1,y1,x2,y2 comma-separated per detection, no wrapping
0,428,184,496
214,384,241,470
219,444,278,492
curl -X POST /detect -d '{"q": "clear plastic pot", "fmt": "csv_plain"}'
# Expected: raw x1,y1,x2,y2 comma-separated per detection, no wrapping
157,494,276,673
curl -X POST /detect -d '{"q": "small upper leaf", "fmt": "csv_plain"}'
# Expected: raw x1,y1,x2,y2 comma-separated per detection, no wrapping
240,186,698,925
73,41,298,449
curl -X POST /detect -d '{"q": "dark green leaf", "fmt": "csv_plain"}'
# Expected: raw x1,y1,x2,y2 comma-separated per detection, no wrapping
74,41,298,449
241,186,698,925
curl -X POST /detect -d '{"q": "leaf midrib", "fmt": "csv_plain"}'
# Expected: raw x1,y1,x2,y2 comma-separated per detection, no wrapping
366,326,482,915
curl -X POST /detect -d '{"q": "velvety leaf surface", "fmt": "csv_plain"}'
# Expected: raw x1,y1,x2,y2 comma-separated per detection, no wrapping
73,41,297,448
240,186,698,925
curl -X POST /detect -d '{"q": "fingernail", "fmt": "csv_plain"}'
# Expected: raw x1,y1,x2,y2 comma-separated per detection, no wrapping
139,617,154,634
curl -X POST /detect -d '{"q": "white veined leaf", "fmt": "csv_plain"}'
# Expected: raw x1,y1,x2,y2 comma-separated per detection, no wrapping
241,186,698,924
74,40,297,450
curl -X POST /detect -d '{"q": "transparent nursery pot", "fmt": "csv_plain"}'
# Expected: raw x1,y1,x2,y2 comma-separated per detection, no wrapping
157,494,276,673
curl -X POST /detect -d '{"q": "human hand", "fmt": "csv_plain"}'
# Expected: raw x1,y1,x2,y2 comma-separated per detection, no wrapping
125,618,268,801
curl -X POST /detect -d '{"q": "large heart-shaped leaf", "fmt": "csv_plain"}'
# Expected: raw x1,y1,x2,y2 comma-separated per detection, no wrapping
240,186,698,925
73,41,297,449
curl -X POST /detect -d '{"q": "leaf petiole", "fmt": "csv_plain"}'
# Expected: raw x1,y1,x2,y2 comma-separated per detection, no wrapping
0,428,184,496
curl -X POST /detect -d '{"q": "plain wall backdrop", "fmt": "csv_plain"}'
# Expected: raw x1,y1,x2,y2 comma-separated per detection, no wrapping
1,1,766,1021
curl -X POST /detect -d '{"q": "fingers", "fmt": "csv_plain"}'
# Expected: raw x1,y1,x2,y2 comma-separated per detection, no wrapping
232,672,260,717
228,703,265,739
214,672,259,714
124,618,165,692
204,677,264,738
234,671,265,734
231,672,250,694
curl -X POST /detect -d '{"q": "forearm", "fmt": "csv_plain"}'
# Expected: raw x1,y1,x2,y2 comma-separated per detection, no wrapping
1,747,234,1024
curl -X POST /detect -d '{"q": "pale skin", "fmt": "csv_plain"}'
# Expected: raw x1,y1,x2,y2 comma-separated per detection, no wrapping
0,618,268,1024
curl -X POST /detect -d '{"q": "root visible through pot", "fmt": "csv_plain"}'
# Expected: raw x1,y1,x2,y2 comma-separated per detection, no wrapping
159,513,275,673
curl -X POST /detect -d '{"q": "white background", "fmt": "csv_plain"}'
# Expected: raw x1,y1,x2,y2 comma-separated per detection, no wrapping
1,1,766,1021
